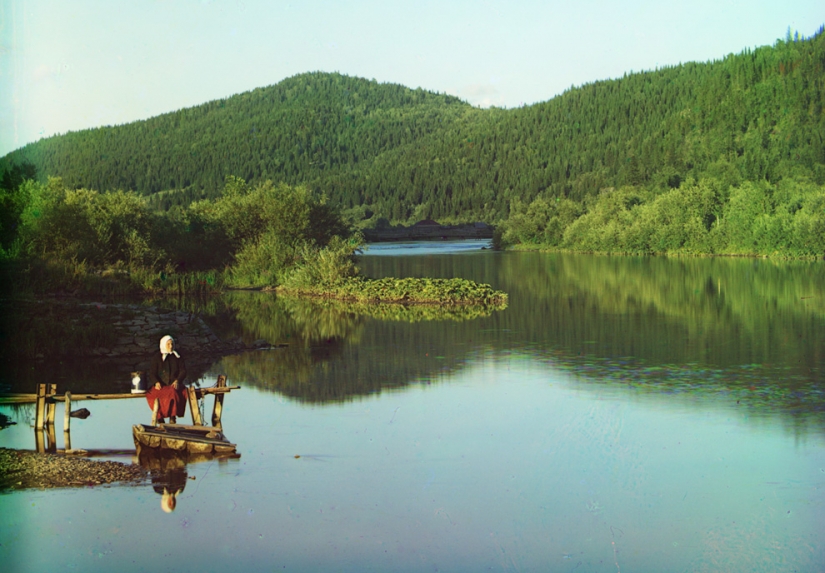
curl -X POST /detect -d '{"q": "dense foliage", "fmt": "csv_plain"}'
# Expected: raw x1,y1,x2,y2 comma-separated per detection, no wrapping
0,176,358,293
2,29,824,233
498,176,825,257
0,176,505,304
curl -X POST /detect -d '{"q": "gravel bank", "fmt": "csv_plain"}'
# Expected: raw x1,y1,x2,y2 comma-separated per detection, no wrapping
0,448,149,490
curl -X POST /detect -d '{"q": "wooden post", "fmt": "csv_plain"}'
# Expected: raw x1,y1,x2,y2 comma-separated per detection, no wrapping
35,428,45,453
64,391,72,451
151,398,159,426
63,392,71,433
187,387,203,426
211,375,227,429
35,384,47,430
46,383,57,427
46,424,57,453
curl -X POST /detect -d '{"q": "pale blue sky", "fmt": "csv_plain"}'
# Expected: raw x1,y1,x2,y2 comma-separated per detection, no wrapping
0,0,822,156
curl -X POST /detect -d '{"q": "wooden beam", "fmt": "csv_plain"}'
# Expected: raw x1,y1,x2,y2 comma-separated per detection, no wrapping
51,393,146,402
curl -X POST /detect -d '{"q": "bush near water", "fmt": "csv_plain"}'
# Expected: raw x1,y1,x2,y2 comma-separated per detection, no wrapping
0,175,504,305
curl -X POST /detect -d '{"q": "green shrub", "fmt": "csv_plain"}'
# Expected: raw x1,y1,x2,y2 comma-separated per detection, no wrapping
18,178,162,267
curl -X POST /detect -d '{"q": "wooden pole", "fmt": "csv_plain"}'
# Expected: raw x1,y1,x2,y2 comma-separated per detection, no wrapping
187,387,203,426
46,383,57,427
151,398,159,426
211,375,227,429
35,384,47,430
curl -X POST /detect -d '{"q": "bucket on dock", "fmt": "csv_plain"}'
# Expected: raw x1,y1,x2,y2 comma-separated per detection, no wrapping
131,371,146,394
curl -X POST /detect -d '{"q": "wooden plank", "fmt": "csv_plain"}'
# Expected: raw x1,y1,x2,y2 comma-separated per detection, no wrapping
153,423,223,433
35,384,46,430
187,387,203,425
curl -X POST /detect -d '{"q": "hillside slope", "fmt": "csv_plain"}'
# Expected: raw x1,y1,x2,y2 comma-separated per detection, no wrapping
2,28,824,224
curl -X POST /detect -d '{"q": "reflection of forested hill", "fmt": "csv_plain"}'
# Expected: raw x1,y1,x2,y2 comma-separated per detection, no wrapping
360,252,825,373
3,30,824,223
209,275,824,434
6,252,822,434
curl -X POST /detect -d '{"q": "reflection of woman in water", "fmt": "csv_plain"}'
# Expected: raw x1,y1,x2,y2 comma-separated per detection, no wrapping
152,467,188,513
146,335,187,424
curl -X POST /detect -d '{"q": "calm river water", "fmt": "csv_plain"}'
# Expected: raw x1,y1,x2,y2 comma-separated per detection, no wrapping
2,241,824,572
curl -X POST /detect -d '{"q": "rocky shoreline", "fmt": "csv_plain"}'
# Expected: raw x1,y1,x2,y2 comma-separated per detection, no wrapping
56,301,253,359
0,447,148,490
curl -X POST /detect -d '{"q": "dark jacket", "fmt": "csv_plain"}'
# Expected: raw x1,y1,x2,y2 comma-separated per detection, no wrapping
149,352,187,386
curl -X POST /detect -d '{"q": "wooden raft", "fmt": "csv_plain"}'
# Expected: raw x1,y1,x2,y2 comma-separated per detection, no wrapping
132,423,237,454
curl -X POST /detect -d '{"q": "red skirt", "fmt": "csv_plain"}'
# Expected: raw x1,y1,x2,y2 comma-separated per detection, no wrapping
145,385,187,418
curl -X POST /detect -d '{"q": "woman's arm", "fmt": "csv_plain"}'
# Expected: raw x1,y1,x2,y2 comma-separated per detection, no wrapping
173,357,187,387
149,353,164,387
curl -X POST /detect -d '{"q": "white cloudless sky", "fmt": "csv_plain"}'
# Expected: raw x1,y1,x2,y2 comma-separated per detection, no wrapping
0,0,822,156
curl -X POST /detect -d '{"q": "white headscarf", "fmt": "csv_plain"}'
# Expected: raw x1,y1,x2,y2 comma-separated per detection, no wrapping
161,489,178,513
159,335,180,361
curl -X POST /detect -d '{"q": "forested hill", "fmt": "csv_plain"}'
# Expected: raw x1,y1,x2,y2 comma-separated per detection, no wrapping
2,28,824,224
0,74,474,207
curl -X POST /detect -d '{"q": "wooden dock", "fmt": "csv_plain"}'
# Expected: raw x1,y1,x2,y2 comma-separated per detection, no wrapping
2,375,240,455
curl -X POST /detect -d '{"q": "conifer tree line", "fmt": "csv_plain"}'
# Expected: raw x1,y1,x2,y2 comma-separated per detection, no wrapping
1,27,824,256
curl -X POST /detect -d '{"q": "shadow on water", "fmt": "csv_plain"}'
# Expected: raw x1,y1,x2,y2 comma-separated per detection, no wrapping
137,449,242,514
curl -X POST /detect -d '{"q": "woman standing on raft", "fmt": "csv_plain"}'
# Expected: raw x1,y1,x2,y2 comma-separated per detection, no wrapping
146,335,187,424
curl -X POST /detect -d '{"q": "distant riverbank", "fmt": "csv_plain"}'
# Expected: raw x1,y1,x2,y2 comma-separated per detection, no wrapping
362,221,493,242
